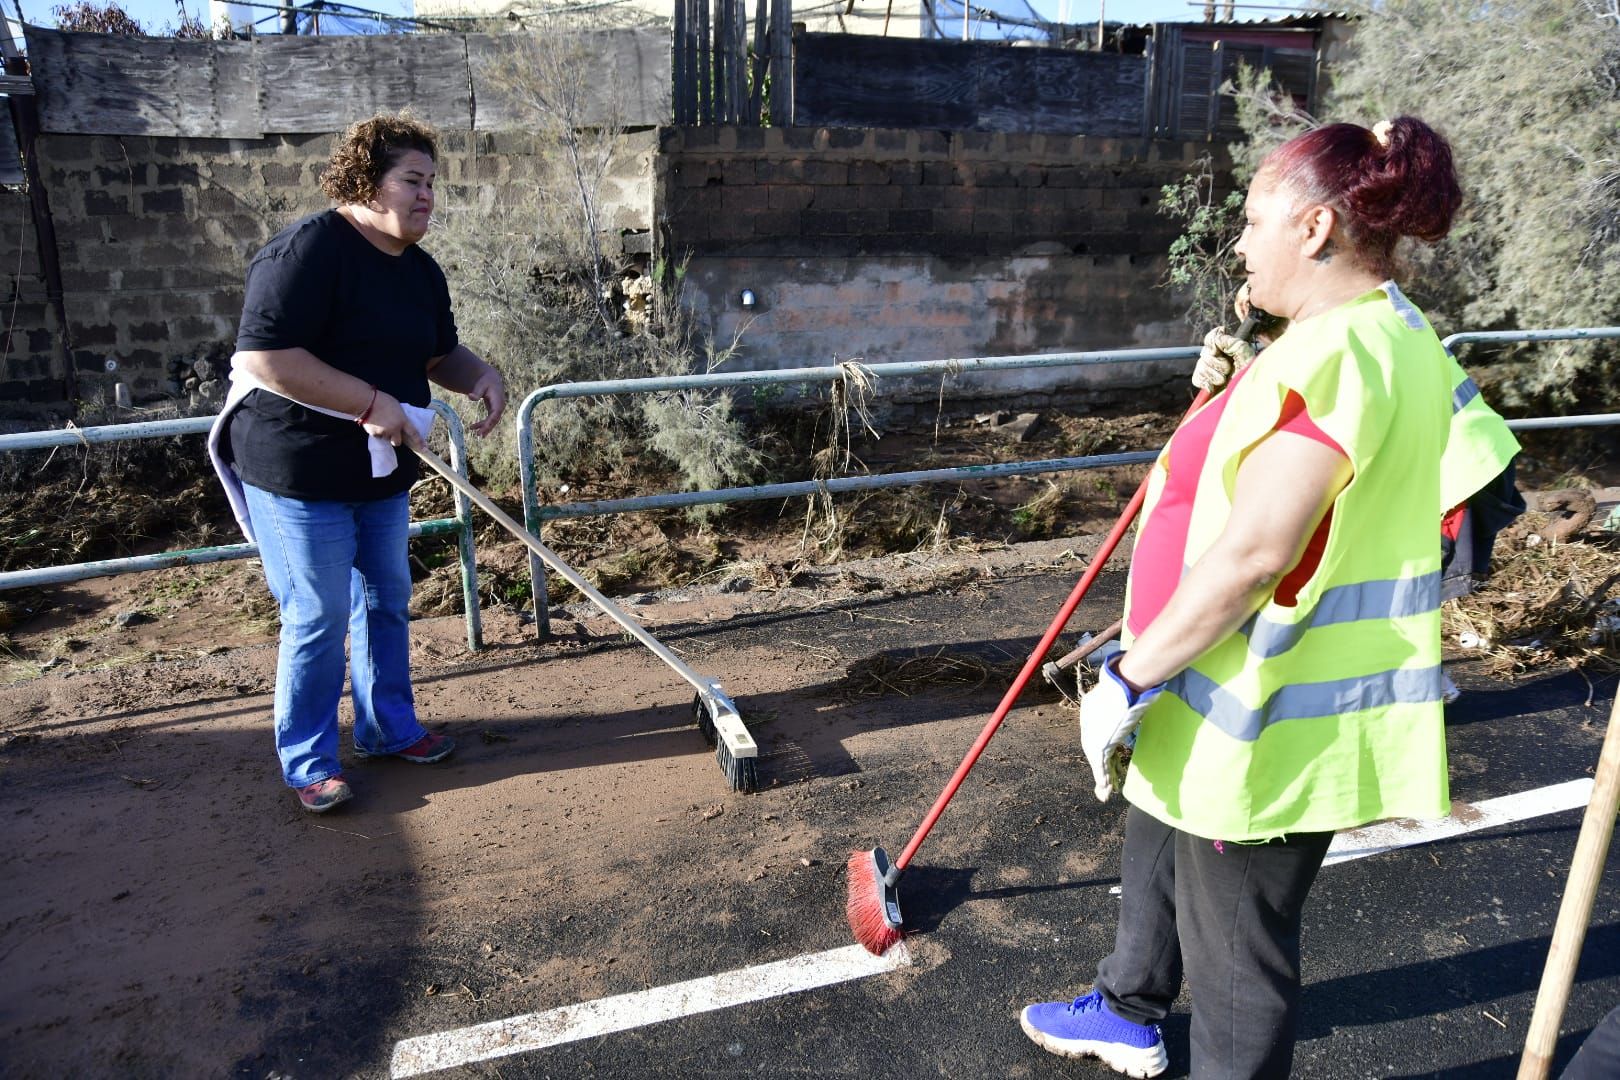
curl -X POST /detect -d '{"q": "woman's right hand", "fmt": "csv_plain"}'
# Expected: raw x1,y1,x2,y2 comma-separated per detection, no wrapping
1192,326,1258,391
360,390,426,452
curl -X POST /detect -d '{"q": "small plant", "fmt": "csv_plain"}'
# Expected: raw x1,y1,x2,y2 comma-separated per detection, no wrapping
52,1,145,33
1011,481,1064,538
1159,157,1246,335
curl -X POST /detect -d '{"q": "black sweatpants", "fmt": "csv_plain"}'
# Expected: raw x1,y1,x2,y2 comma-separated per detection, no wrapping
1095,805,1334,1079
1563,1004,1620,1080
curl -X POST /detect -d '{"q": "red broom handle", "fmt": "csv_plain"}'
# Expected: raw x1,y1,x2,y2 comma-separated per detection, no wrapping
892,386,1213,873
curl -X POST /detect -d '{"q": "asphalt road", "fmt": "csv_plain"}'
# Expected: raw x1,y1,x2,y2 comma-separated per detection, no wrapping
356,567,1619,1080
8,551,1611,1079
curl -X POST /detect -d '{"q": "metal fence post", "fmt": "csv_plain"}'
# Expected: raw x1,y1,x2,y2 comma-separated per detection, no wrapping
433,401,483,651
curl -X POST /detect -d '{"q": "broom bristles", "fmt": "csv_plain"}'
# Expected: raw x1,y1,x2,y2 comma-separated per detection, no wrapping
846,849,905,955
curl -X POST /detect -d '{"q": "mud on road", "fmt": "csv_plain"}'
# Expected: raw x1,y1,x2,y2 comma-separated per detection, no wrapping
0,536,1124,1078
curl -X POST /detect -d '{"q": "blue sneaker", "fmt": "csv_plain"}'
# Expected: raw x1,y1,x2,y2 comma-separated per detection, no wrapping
1020,990,1168,1077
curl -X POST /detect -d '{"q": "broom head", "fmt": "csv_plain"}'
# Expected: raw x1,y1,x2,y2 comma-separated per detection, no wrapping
846,846,904,955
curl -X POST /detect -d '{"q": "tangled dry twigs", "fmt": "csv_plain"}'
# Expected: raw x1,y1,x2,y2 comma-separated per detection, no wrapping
1443,525,1620,678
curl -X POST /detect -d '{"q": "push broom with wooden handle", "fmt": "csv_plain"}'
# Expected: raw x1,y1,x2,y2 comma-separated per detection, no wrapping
1517,688,1620,1079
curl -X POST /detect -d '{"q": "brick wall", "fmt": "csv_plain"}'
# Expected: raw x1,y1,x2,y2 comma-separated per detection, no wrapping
658,126,1224,411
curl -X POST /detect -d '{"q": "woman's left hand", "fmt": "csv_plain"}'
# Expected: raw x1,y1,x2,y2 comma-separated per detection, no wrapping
467,369,506,438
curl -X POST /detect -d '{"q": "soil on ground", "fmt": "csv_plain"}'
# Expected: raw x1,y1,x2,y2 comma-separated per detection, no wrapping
1,406,1616,1076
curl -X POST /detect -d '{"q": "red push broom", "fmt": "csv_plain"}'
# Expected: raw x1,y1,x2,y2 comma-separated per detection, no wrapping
846,315,1257,955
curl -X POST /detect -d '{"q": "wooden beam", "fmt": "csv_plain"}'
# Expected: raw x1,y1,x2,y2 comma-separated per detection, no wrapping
697,0,711,123
748,0,767,125
769,0,792,126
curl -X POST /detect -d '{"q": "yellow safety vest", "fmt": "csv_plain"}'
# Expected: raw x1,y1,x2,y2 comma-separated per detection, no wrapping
1120,284,1452,840
1440,353,1520,513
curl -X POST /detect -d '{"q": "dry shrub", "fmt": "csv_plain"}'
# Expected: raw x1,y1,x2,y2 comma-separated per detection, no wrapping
1443,529,1620,678
424,22,757,510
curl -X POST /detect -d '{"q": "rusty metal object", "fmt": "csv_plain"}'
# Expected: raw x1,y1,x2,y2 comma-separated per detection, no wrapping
1533,489,1596,542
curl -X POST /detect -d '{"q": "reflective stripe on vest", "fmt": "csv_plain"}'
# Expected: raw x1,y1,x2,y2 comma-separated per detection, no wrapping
1239,570,1442,660
1452,376,1481,414
1166,663,1445,743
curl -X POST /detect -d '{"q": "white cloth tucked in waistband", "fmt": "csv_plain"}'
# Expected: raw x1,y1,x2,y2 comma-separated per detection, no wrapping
207,362,438,543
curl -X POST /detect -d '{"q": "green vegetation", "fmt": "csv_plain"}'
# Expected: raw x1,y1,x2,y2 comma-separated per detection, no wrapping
51,0,209,37
1161,0,1620,408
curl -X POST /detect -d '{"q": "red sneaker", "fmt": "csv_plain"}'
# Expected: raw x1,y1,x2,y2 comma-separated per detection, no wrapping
361,732,455,764
297,776,352,813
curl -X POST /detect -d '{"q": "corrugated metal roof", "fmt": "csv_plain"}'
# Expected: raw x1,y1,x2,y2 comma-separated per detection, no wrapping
1145,10,1353,29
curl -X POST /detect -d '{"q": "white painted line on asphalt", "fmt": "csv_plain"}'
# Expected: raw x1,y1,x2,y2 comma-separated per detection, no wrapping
388,942,911,1078
391,780,1594,1076
1323,778,1594,867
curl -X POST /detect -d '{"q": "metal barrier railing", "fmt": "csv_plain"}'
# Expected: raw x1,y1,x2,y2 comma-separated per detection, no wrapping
0,400,485,651
516,344,1205,634
5,328,1615,649
516,328,1620,636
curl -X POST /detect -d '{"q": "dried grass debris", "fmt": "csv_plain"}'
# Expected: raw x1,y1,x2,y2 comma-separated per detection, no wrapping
839,649,1021,700
1443,531,1620,678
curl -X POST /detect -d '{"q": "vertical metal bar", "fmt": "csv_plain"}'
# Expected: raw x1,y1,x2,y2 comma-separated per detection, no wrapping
516,396,552,639
433,402,483,652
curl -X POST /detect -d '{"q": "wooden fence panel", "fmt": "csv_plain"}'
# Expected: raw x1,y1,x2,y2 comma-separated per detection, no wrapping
23,27,666,137
468,30,669,130
26,28,259,137
731,0,748,122
793,33,1145,134
257,36,470,133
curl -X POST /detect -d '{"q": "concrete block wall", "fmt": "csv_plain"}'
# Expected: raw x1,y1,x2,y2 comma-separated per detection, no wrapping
0,128,656,417
660,126,1210,257
0,185,65,412
658,125,1223,412
32,132,335,411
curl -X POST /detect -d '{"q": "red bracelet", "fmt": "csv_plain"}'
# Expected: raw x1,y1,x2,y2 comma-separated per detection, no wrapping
355,385,378,425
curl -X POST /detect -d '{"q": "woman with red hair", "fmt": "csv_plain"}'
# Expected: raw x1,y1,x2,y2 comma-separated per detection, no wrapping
1020,117,1465,1078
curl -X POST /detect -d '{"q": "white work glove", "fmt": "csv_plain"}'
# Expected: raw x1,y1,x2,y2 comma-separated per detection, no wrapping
1079,653,1163,802
1191,325,1258,392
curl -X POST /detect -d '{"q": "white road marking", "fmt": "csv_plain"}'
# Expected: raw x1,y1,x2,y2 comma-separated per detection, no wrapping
389,942,910,1078
391,779,1595,1076
1323,778,1593,867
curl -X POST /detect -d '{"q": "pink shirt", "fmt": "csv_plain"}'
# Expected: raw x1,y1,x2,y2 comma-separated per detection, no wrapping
1126,368,1345,637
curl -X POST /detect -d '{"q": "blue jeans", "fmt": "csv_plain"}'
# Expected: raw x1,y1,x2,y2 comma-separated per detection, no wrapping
242,484,426,788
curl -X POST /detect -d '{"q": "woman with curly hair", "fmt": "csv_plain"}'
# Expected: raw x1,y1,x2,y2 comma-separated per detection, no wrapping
210,112,504,813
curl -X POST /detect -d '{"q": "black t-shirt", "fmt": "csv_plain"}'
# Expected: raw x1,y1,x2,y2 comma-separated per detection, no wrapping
225,209,458,501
